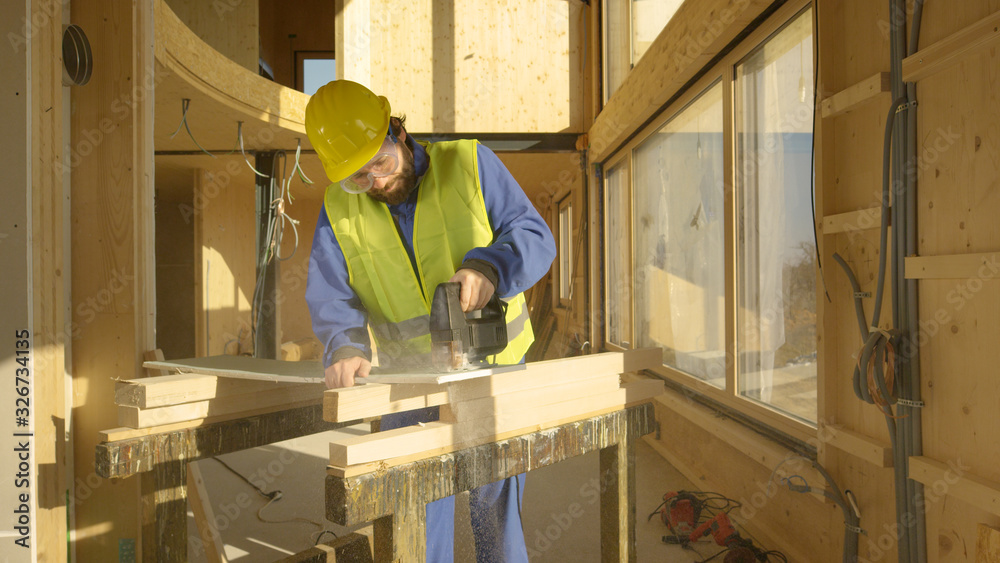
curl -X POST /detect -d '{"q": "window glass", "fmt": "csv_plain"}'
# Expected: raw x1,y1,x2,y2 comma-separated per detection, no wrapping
735,9,816,422
605,163,632,347
604,0,685,102
632,0,684,64
303,58,336,95
633,82,725,386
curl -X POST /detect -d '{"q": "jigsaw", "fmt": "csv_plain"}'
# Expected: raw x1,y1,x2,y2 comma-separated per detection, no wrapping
429,282,509,371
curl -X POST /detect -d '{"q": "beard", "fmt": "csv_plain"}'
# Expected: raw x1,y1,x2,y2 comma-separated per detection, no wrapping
365,145,418,206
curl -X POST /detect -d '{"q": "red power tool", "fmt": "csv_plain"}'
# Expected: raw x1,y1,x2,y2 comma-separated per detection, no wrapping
658,491,702,539
688,511,740,547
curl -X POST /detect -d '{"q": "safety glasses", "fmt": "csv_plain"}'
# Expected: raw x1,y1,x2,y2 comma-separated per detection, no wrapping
340,131,400,194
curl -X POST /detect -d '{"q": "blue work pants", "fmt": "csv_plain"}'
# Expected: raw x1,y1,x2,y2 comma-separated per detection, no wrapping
381,407,529,563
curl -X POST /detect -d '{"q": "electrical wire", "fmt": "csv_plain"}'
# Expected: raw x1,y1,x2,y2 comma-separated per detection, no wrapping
170,98,216,158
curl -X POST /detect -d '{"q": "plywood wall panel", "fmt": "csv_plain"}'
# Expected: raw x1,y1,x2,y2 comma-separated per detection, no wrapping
916,51,1000,257
341,0,583,133
165,0,259,72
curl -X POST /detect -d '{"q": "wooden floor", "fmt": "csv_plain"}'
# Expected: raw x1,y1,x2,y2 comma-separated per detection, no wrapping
185,430,772,562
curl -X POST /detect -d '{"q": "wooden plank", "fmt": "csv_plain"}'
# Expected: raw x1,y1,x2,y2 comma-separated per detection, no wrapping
977,524,1000,563
587,0,775,162
324,383,448,423
902,10,1000,83
115,372,319,408
909,457,1000,516
327,405,622,478
119,388,324,428
329,389,629,466
820,72,890,118
329,389,627,467
654,391,825,487
145,355,325,383
324,349,661,422
822,207,885,235
97,405,341,479
187,461,228,563
822,423,893,468
904,252,1000,279
439,374,622,421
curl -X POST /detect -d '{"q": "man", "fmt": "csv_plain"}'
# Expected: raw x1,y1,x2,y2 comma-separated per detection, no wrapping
304,80,556,562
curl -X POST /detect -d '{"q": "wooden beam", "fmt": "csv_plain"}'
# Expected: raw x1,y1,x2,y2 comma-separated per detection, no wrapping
27,0,69,558
822,207,885,235
978,524,1000,563
654,390,826,487
822,423,893,468
324,348,661,422
187,461,228,563
97,404,342,479
587,0,775,162
904,252,1000,279
439,374,621,421
909,456,1000,516
328,379,664,468
902,10,1000,83
820,72,890,118
329,389,629,467
116,370,322,408
117,384,325,428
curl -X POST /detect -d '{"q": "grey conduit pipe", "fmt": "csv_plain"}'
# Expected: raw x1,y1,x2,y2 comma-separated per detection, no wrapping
904,1,927,562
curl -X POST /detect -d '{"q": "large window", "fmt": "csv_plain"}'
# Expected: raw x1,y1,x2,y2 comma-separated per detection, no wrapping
633,83,725,387
735,10,816,423
604,0,684,102
601,5,817,429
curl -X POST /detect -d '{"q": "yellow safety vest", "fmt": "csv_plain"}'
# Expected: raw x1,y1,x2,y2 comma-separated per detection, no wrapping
324,139,533,366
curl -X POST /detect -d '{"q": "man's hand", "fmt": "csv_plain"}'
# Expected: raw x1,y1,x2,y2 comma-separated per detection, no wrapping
325,356,371,388
449,268,496,312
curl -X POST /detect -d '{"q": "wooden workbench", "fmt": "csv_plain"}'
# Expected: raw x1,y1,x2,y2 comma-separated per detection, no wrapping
326,402,656,562
96,404,349,562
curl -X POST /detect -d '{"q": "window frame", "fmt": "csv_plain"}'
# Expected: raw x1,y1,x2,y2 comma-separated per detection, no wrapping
602,153,633,350
556,192,575,307
597,0,816,443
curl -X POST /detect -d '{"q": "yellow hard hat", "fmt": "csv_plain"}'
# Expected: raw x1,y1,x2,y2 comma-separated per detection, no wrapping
305,80,391,183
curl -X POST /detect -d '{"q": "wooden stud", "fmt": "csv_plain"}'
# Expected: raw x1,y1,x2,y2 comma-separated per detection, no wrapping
820,72,891,118
822,207,886,235
439,374,621,422
143,349,169,377
909,457,1000,516
902,10,1000,83
821,423,893,468
904,252,1000,279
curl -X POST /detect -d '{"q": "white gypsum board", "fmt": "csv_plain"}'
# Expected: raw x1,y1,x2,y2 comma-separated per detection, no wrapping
364,363,526,385
142,355,325,383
